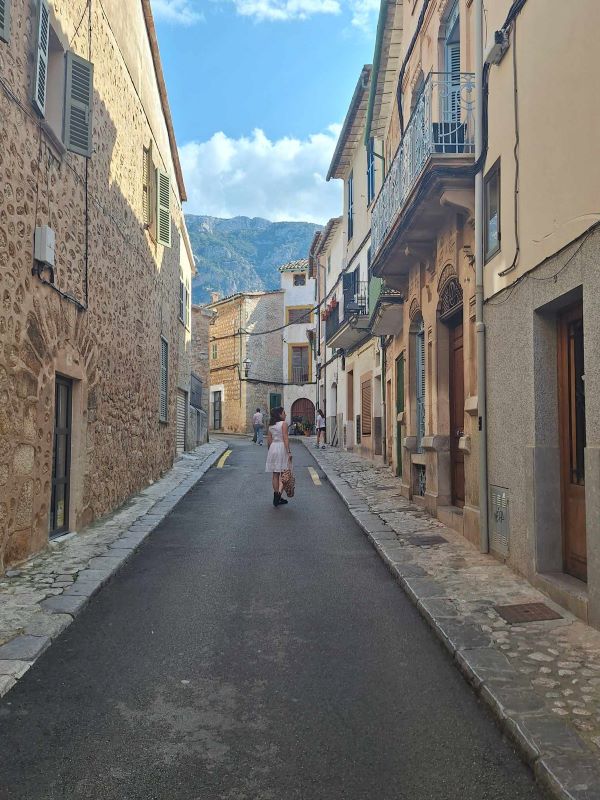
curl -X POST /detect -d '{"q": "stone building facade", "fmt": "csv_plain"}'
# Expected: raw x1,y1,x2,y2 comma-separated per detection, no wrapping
0,0,193,567
190,304,212,445
208,292,284,434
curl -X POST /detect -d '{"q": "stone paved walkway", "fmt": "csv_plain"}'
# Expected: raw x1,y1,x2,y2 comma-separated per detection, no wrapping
0,440,226,697
303,440,600,800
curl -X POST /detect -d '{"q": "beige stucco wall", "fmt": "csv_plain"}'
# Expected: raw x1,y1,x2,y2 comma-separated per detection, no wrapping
483,0,600,298
0,0,191,567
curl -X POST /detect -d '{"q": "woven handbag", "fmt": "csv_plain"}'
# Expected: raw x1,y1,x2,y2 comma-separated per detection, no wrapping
281,468,296,498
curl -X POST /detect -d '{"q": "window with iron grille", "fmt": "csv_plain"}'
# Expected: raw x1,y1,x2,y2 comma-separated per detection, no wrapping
159,337,168,422
291,345,309,383
293,273,306,286
361,379,372,436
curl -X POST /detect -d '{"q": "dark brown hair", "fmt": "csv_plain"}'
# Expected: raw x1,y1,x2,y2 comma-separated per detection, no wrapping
269,406,285,426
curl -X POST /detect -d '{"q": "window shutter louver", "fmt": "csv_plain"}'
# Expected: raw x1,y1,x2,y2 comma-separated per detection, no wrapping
156,168,172,247
361,380,372,436
33,0,50,115
64,51,94,156
160,337,168,422
0,0,11,43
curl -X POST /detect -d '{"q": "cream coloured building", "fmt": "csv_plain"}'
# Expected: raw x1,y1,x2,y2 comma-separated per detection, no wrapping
279,259,317,430
324,66,386,462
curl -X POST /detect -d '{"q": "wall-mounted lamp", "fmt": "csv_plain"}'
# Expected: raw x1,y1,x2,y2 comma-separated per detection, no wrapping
243,357,252,378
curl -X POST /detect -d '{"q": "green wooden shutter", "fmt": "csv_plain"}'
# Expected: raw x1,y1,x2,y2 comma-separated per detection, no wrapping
33,0,50,116
396,354,404,413
64,51,94,156
156,168,172,247
0,0,11,43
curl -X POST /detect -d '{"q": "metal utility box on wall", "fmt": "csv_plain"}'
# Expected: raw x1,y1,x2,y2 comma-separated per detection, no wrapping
34,226,56,267
490,486,510,556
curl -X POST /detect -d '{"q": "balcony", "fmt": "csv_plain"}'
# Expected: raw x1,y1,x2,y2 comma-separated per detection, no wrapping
371,72,476,270
326,281,370,351
291,365,310,384
368,278,404,336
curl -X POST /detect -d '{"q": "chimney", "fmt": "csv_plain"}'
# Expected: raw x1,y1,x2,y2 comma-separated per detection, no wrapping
210,291,221,304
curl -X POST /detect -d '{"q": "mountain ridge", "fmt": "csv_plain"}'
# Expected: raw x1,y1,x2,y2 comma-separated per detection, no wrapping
186,214,321,304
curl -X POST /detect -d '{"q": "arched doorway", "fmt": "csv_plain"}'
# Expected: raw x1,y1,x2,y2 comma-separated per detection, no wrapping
291,398,315,428
439,275,464,507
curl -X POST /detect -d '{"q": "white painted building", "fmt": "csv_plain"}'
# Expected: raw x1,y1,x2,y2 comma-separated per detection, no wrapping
279,259,318,432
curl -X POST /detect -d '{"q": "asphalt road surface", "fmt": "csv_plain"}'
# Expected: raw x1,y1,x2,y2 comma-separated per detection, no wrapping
0,437,545,800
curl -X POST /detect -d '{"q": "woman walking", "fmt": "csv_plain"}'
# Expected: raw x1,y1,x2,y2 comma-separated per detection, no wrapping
266,406,292,507
316,409,326,449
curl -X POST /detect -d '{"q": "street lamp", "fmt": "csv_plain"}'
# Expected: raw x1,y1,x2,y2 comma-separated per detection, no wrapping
243,357,252,378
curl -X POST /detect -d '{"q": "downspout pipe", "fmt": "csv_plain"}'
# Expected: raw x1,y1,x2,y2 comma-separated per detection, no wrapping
475,0,489,553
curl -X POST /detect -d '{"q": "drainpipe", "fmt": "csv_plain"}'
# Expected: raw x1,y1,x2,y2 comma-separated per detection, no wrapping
381,336,387,464
475,0,489,553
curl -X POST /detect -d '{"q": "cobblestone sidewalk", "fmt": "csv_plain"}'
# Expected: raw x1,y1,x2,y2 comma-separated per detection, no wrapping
0,440,226,698
304,440,600,800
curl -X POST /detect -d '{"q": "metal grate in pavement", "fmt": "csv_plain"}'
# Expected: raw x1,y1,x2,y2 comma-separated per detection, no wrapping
494,602,562,624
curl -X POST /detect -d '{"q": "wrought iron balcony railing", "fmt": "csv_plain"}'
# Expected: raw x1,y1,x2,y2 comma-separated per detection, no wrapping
291,366,310,384
371,71,476,259
343,281,368,319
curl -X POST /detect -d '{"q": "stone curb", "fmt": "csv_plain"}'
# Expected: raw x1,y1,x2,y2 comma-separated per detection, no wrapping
0,441,227,699
302,440,600,800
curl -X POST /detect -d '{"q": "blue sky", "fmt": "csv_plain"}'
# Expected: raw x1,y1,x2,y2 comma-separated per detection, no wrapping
150,0,378,223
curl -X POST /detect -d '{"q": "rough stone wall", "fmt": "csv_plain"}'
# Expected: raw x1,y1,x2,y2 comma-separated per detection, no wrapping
207,293,284,434
0,0,190,567
191,305,211,413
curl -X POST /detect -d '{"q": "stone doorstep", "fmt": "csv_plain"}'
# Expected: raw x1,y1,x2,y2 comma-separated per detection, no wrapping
302,440,600,800
0,442,227,701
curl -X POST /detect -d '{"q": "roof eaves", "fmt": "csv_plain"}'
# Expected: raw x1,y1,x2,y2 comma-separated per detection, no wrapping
326,65,372,182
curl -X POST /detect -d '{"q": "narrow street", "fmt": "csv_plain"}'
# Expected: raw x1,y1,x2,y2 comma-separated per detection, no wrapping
0,438,543,800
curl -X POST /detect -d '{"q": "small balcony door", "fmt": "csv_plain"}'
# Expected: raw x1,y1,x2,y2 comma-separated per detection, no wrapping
558,303,587,582
444,1,461,123
50,376,72,537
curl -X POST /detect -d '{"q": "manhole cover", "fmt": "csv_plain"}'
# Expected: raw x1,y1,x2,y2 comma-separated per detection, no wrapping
407,534,448,546
494,602,562,624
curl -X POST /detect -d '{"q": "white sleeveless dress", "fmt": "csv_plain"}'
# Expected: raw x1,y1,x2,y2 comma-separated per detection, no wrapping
265,421,289,472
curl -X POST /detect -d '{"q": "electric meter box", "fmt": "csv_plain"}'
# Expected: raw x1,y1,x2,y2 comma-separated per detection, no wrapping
34,226,56,267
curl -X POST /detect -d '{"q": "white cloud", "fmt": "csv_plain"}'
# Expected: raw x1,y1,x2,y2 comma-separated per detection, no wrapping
179,126,343,224
152,0,378,28
228,0,341,21
348,0,379,31
151,0,204,25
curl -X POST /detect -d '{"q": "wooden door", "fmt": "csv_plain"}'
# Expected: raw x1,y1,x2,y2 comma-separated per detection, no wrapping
50,376,72,537
558,304,587,582
449,321,465,507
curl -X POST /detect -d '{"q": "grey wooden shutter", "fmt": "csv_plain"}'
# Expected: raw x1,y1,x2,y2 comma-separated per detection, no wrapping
416,325,425,451
160,337,168,421
156,168,171,247
64,51,94,156
33,0,50,116
0,0,11,43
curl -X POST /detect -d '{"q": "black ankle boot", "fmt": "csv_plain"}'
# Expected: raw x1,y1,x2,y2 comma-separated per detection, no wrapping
278,494,288,505
273,491,280,506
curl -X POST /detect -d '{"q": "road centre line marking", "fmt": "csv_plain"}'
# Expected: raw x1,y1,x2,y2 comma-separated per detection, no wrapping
217,450,232,469
308,467,321,486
